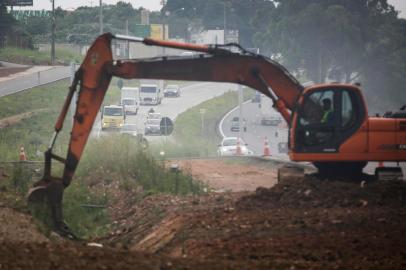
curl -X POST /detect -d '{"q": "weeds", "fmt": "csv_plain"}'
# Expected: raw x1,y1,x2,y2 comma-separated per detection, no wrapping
0,162,110,239
76,134,205,196
0,47,82,65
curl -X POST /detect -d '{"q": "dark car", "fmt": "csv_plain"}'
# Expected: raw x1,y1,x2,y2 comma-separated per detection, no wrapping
163,85,181,97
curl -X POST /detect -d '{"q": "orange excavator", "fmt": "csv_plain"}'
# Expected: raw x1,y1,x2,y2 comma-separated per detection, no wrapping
28,33,406,238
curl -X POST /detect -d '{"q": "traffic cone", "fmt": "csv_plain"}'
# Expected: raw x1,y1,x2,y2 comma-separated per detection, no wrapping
263,137,271,156
19,147,27,161
236,138,242,155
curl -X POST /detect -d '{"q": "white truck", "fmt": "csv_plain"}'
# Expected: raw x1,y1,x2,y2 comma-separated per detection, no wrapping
259,94,282,126
139,83,162,105
121,87,139,115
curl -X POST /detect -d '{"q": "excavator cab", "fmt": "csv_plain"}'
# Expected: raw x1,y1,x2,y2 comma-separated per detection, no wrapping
294,85,366,154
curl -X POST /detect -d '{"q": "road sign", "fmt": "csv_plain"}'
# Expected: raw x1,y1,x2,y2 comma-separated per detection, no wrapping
160,117,174,136
134,25,151,38
5,0,33,6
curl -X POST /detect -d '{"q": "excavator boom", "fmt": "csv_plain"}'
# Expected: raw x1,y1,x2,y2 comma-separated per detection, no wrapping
29,33,305,237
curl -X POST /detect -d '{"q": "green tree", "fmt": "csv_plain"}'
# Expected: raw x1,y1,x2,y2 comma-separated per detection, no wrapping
0,2,17,48
254,0,405,109
164,0,273,46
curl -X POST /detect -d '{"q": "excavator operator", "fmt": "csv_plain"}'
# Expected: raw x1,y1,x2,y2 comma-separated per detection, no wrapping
320,98,334,125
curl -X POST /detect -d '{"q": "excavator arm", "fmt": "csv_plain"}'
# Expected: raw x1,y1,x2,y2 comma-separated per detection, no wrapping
28,33,303,238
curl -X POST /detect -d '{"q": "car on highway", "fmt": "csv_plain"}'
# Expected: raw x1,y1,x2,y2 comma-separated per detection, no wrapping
261,115,282,126
163,84,181,97
120,123,138,137
230,121,240,132
144,119,161,135
230,117,247,132
217,137,253,156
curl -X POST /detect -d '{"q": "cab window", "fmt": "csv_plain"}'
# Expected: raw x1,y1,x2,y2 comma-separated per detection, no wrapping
341,90,355,129
299,90,334,126
295,87,364,152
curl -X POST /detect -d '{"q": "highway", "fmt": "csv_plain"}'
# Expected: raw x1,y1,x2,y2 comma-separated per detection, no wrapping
93,82,238,142
0,65,71,97
219,100,288,158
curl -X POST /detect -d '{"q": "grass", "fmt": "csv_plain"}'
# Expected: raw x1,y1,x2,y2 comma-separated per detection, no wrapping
0,162,110,239
0,79,122,238
0,46,83,65
0,80,71,161
77,134,205,196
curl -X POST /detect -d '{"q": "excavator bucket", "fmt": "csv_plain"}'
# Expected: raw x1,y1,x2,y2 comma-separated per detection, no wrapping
27,175,77,239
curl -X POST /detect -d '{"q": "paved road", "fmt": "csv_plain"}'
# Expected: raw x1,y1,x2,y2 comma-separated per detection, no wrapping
220,100,289,159
0,66,71,97
94,82,237,142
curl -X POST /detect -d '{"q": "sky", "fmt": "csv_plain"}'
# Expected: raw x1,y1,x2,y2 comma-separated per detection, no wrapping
14,0,406,18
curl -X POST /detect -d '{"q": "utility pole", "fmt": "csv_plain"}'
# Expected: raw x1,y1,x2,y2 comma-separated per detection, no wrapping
238,85,243,140
51,0,55,64
223,1,227,44
99,0,103,34
125,19,129,58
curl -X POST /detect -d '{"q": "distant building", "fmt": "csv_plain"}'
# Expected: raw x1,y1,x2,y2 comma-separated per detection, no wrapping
191,30,224,45
191,29,239,45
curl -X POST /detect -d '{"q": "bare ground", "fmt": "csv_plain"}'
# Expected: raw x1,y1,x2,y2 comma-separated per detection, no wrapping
0,159,406,269
0,67,30,78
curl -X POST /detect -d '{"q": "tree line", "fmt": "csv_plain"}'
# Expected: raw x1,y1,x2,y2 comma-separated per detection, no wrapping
1,0,404,110
165,0,406,110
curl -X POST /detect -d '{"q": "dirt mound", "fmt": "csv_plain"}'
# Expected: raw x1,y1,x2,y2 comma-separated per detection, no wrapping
0,67,30,78
0,207,49,243
238,175,406,209
99,173,406,269
1,160,406,269
0,241,238,270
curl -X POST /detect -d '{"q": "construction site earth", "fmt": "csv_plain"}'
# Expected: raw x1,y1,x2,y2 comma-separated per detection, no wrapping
1,158,406,269
1,36,406,269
